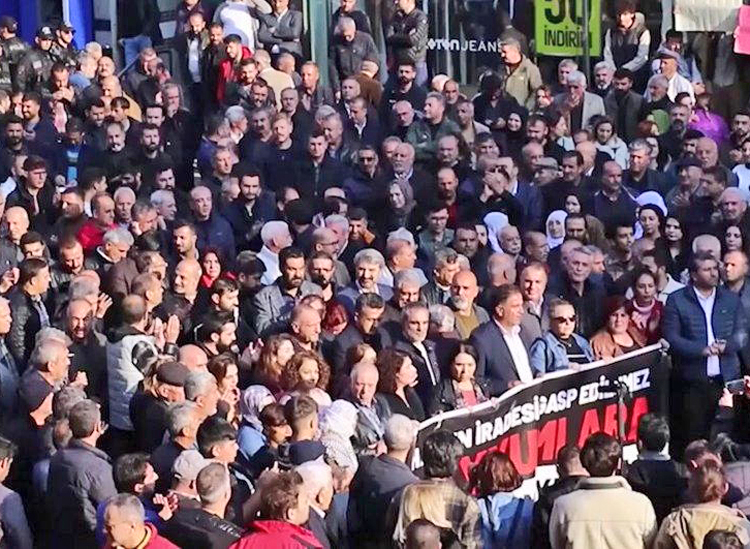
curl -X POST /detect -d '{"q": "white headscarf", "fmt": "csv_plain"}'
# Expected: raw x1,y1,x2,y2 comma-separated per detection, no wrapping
546,210,568,250
483,211,509,253
239,386,275,430
634,191,668,239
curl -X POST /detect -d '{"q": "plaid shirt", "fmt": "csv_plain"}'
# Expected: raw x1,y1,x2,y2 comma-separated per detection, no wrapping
395,478,482,548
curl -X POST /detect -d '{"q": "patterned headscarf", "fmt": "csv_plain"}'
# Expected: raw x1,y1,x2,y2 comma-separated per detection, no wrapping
239,385,275,430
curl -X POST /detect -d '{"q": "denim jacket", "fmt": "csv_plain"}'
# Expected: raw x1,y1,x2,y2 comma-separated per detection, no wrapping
529,332,594,376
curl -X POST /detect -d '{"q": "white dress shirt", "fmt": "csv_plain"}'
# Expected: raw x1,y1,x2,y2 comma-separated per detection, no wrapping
413,340,438,386
498,323,534,383
694,287,720,377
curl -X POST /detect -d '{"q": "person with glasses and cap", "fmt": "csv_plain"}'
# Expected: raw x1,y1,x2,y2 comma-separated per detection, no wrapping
49,22,78,72
529,298,594,375
14,27,55,94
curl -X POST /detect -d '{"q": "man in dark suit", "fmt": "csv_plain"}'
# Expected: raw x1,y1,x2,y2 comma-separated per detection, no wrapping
344,97,381,149
329,293,391,377
663,251,749,461
498,155,543,232
604,68,645,144
469,284,535,396
257,0,303,57
292,130,348,202
393,302,441,406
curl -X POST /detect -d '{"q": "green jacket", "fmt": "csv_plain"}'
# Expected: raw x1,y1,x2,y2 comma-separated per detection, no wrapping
405,117,461,163
503,56,543,110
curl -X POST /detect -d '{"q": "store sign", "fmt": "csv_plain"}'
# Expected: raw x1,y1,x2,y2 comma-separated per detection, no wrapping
535,0,602,57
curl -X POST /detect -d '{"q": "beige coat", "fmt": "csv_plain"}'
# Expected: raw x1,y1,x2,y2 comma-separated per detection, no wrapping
503,56,543,110
654,503,750,549
549,476,657,549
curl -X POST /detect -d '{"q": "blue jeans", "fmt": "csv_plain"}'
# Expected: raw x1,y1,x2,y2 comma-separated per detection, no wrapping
122,34,152,67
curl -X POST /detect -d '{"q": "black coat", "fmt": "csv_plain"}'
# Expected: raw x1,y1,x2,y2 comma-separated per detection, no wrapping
292,154,348,202
7,289,48,369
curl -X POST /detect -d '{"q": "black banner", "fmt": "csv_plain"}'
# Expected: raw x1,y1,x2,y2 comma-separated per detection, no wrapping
412,345,668,485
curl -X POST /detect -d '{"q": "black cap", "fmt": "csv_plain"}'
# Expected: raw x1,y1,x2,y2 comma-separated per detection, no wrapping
156,361,189,387
36,26,54,40
676,156,702,169
19,371,54,412
0,16,18,32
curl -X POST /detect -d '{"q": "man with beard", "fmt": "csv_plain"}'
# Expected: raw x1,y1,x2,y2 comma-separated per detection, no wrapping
170,220,200,266
449,270,488,340
253,246,321,335
49,187,87,255
310,228,350,288
239,107,274,167
342,145,388,210
50,238,87,310
78,194,116,254
604,68,645,144
723,110,750,166
133,123,172,191
87,122,133,180
308,250,338,303
195,311,238,358
452,222,489,285
380,62,426,119
641,74,672,120
338,248,392,316
525,114,565,164
0,116,28,181
592,61,615,98
659,103,690,162
65,298,107,402
224,163,276,251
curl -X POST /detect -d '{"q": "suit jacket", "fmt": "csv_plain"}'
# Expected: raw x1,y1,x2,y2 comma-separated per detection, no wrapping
257,9,303,55
393,336,442,406
328,323,392,376
420,280,451,307
552,91,606,132
469,320,535,396
515,180,544,232
663,285,748,383
344,117,381,148
604,90,645,143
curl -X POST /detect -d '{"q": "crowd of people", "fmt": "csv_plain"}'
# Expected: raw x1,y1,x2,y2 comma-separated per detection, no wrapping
2,0,750,546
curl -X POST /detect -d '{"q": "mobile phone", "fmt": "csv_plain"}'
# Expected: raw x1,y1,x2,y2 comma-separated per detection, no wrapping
726,379,745,395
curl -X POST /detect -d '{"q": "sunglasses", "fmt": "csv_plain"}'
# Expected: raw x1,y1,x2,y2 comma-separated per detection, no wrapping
552,316,576,323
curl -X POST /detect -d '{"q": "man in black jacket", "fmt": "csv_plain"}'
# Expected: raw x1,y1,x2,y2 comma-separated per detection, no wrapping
530,445,589,549
163,462,243,548
7,257,51,368
330,293,390,376
48,399,117,548
292,130,347,202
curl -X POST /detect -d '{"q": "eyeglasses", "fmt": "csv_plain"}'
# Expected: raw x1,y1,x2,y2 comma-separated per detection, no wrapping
552,316,576,323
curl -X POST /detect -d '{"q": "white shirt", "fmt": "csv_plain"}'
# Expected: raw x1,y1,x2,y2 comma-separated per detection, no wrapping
694,287,720,377
498,323,533,383
258,245,280,286
188,37,202,83
733,164,750,195
413,340,438,386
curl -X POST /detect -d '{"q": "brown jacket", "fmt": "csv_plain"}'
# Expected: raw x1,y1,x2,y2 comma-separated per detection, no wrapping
589,328,646,360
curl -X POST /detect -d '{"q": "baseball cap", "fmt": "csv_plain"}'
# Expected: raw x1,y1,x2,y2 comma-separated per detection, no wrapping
172,449,210,482
57,21,75,33
0,16,18,32
19,370,54,412
36,26,54,40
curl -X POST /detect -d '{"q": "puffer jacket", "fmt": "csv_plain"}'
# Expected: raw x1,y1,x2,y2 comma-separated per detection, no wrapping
47,439,117,549
385,8,428,64
106,325,159,431
653,503,750,548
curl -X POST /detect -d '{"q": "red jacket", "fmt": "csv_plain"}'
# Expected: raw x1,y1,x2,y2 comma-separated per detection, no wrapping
229,520,323,549
105,523,178,549
77,219,116,253
216,46,252,104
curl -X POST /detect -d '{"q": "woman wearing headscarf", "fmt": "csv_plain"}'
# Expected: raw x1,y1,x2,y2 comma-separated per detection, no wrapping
319,399,360,475
483,211,509,254
501,104,528,160
237,385,276,461
546,210,567,250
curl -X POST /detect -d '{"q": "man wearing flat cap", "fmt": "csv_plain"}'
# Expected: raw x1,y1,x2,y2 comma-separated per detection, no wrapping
654,47,694,102
15,27,55,93
129,360,189,453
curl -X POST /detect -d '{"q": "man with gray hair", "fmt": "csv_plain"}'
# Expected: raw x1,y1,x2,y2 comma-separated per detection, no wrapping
296,460,335,547
338,248,393,315
89,227,133,276
552,70,606,133
421,247,460,306
348,414,419,546
151,401,203,493
346,360,391,455
185,370,220,420
23,330,75,395
643,74,670,115
258,220,293,285
329,15,379,90
150,189,177,225
623,139,666,194
593,61,616,97
102,493,174,548
162,461,243,547
395,302,441,404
